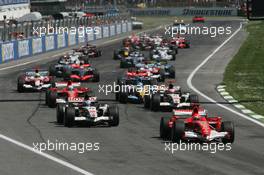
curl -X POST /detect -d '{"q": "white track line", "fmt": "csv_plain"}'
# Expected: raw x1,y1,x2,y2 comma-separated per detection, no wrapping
187,22,264,128
0,134,93,175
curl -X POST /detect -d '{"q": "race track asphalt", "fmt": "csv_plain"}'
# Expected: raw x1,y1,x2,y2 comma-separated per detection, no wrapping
0,20,263,175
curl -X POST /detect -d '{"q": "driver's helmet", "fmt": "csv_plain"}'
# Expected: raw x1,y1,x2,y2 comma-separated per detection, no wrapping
68,85,74,91
168,84,176,93
192,107,200,120
80,60,85,66
35,73,41,78
124,50,129,57
83,100,92,106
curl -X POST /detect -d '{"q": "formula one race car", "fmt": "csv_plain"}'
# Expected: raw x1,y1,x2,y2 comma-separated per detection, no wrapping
127,66,169,82
115,76,157,104
63,63,100,82
120,51,145,68
135,60,175,79
169,36,190,49
17,69,55,92
113,47,131,60
49,52,89,77
160,106,235,143
74,44,102,58
45,81,90,108
145,84,199,111
192,16,205,23
57,95,119,127
150,46,177,61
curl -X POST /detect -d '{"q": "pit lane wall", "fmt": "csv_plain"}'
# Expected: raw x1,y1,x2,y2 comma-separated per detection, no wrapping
0,22,132,63
129,7,238,16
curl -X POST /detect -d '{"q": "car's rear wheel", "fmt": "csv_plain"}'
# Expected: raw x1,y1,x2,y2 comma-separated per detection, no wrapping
150,93,160,111
48,91,57,108
109,105,119,126
221,121,235,143
64,107,75,127
17,76,25,93
144,95,151,109
57,104,65,124
168,66,175,78
119,92,128,104
159,69,166,82
92,70,100,82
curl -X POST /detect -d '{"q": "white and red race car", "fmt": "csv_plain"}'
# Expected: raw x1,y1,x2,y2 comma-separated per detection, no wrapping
17,69,54,92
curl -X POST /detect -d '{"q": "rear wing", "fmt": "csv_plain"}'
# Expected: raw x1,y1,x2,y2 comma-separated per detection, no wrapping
173,109,208,116
55,82,81,88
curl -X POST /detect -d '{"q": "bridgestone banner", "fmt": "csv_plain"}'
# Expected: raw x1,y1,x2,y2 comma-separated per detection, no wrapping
130,7,237,16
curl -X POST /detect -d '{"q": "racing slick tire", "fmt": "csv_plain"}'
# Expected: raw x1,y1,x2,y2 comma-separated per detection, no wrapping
57,104,65,124
221,121,235,143
96,50,102,57
49,64,57,76
113,50,119,60
171,52,176,61
17,76,25,93
109,105,119,126
189,94,199,104
170,46,178,55
171,120,185,143
48,91,57,108
150,93,160,111
64,107,75,127
45,90,51,105
159,69,166,82
160,116,171,140
168,66,175,78
119,92,128,104
92,70,100,82
144,95,151,109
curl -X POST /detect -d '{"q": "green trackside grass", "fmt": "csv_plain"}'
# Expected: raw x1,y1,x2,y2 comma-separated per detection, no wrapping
224,21,264,117
136,16,191,30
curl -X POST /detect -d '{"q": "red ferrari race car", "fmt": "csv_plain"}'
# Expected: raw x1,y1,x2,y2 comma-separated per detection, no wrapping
17,69,55,92
63,62,100,82
45,81,90,108
169,36,190,49
127,66,168,82
160,106,235,143
192,16,205,23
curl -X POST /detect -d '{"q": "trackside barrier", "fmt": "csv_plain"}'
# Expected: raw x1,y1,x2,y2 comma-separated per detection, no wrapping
129,7,238,16
0,22,132,64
